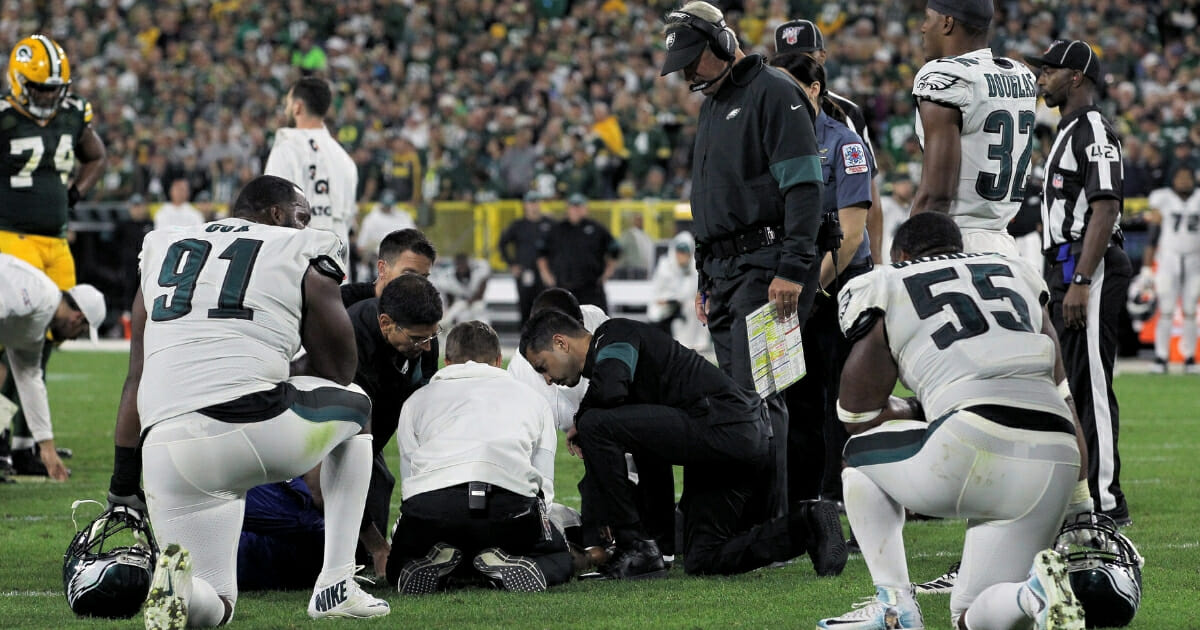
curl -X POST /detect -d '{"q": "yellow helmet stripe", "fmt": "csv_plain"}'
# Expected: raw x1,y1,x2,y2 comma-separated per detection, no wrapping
33,34,61,81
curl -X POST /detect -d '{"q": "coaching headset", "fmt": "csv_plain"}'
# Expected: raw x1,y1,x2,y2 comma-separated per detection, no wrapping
665,9,737,91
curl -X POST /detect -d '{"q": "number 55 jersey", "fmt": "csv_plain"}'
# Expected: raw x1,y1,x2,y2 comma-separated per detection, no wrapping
838,252,1071,422
913,49,1037,232
136,219,344,428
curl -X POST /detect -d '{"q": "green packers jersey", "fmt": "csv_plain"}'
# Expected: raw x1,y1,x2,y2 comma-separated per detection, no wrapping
0,95,91,236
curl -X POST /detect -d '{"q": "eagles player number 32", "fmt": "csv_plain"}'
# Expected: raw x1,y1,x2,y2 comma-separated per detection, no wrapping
976,110,1035,203
151,237,263,322
903,262,1033,350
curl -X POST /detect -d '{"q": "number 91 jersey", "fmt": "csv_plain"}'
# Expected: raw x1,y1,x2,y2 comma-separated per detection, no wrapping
136,219,344,428
838,252,1070,422
0,95,90,236
913,49,1037,232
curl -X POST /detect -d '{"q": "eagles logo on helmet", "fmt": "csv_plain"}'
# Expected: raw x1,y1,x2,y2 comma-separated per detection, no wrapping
63,502,159,619
1054,512,1144,628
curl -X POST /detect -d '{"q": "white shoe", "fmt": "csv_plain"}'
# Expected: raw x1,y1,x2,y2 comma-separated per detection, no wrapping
817,586,924,629
1185,358,1198,375
1151,358,1168,374
308,568,391,619
1025,549,1085,630
912,561,958,595
144,544,192,630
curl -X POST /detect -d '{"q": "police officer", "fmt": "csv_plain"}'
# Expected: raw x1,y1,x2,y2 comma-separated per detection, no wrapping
498,191,555,325
659,1,824,516
536,193,620,313
769,53,875,503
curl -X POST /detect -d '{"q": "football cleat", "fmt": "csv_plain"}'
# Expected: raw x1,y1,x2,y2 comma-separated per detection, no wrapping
396,542,462,595
913,561,959,595
817,585,924,630
143,544,191,630
1150,358,1168,375
473,548,548,592
307,567,389,619
1024,549,1085,630
803,499,848,577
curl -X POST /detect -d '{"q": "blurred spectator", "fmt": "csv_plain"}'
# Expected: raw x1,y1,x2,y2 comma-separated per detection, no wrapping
152,178,204,230
647,231,707,350
381,135,422,206
537,193,620,313
432,253,492,327
356,192,417,281
615,212,654,280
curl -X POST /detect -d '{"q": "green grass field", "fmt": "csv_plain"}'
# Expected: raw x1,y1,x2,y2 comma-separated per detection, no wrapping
2,350,1197,629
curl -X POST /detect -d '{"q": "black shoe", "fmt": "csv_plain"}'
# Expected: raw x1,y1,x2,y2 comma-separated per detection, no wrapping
1099,506,1133,528
473,548,548,592
846,534,861,555
601,539,668,580
11,447,47,476
397,542,462,595
801,499,848,577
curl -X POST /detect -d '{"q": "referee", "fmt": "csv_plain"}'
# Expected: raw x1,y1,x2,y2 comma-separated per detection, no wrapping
1028,40,1132,526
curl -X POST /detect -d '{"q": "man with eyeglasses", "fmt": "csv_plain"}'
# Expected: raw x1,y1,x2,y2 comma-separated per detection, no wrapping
341,272,443,577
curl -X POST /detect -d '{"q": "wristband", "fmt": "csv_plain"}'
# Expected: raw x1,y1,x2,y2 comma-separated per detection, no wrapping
109,445,143,496
1070,479,1091,506
836,400,883,424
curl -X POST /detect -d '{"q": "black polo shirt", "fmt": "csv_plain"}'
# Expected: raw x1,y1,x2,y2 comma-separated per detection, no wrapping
499,216,555,269
346,297,438,453
537,217,619,291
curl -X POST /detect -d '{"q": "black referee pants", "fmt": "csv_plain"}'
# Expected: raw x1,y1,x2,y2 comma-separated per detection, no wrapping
1046,244,1132,518
385,484,573,588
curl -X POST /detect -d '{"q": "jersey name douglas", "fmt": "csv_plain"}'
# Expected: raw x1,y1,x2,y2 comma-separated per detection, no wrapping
0,95,91,236
136,219,344,427
264,127,358,263
838,252,1068,421
913,49,1037,232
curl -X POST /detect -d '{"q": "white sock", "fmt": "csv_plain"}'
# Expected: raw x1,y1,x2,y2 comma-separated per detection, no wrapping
961,582,1033,630
1155,308,1172,360
1181,310,1197,359
315,433,373,587
188,576,231,627
842,467,909,586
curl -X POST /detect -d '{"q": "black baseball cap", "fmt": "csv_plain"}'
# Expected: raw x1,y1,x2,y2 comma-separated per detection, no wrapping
660,24,709,76
1025,40,1101,85
775,19,823,54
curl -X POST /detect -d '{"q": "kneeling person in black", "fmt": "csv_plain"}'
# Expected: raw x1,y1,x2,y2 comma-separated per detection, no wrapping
386,321,572,593
520,311,847,577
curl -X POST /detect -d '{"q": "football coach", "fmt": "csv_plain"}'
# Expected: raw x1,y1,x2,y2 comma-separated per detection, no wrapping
659,1,824,515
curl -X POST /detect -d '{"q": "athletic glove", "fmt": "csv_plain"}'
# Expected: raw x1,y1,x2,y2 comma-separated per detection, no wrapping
67,185,81,208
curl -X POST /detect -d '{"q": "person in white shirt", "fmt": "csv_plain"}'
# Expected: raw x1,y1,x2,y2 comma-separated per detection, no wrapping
648,231,707,350
1143,167,1200,373
0,254,105,481
387,321,573,594
355,192,415,281
152,178,205,230
265,77,358,271
432,253,492,326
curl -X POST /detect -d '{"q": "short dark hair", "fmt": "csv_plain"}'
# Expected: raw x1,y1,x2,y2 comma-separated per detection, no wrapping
530,288,584,324
230,175,300,219
891,213,963,259
445,321,501,364
290,77,332,118
379,228,437,263
519,309,587,357
379,274,442,327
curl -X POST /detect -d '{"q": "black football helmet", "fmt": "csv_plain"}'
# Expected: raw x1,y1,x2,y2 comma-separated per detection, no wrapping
1053,513,1143,628
63,502,159,618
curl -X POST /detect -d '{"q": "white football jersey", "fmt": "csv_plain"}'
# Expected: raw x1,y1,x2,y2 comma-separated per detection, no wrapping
914,48,1038,232
1148,187,1200,256
264,127,358,266
136,218,344,427
838,252,1068,421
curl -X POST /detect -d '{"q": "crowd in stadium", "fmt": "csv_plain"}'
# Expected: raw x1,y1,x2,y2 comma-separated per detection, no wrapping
4,0,1197,211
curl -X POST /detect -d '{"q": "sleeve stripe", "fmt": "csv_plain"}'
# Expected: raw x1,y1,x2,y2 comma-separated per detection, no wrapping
770,155,822,190
595,342,638,379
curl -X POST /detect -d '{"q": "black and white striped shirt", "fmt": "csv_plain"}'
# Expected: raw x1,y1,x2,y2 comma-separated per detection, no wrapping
1040,105,1124,250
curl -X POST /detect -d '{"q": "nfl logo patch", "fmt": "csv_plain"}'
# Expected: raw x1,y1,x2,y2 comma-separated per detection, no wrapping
782,27,800,45
842,143,868,174
1053,173,1064,189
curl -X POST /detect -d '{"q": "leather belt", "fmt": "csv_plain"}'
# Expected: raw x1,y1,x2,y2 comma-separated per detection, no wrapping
705,225,784,259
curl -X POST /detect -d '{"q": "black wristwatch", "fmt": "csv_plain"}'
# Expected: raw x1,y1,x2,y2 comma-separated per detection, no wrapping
1071,273,1092,286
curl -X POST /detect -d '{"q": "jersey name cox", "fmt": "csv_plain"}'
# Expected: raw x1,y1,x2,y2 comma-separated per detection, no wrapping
983,73,1037,99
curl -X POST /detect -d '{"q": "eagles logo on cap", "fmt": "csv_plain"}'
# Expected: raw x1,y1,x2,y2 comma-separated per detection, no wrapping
666,32,677,49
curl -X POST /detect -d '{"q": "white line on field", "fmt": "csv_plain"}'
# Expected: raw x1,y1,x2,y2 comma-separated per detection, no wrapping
1,591,58,597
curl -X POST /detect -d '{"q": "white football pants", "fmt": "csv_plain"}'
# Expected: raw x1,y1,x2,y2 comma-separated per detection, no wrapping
1154,251,1200,360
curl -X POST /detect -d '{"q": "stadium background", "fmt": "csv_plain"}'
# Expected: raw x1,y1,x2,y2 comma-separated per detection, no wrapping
13,0,1199,349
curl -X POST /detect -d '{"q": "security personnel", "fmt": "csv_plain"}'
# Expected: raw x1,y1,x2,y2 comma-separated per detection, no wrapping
499,191,555,324
769,53,874,502
659,1,824,516
519,310,847,578
536,193,620,313
1027,40,1132,526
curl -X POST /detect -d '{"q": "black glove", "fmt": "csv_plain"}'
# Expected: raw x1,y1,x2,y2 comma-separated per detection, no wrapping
67,185,81,208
